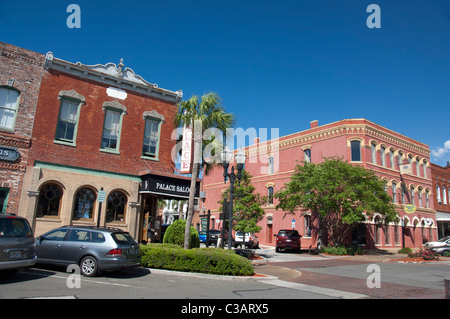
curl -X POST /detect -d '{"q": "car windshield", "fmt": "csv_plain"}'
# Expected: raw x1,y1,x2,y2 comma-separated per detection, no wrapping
0,218,33,238
279,230,300,237
112,232,137,245
209,230,221,235
438,236,450,242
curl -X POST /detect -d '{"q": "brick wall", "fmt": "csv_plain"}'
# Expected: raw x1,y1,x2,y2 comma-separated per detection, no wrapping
29,68,178,176
0,42,45,214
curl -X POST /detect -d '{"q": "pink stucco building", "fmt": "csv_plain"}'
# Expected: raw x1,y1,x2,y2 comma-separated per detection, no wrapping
202,119,436,250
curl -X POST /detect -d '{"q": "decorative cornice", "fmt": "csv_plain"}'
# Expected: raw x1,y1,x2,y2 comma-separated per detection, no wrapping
58,89,86,104
247,120,430,159
143,110,165,123
102,100,127,114
46,52,183,104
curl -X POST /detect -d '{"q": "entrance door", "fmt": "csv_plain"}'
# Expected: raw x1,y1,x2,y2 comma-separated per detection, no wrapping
267,224,273,244
141,211,150,243
0,188,9,214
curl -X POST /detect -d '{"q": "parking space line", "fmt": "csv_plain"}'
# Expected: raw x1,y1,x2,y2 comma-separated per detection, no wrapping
261,279,368,299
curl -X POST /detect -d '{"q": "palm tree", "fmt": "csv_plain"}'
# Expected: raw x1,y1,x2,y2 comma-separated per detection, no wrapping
175,92,235,249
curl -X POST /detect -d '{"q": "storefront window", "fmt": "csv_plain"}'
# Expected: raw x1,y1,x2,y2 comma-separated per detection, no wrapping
37,183,63,217
106,191,127,223
73,188,96,219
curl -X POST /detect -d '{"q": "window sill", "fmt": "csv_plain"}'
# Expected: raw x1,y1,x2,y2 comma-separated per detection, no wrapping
99,148,120,155
141,155,159,161
54,140,76,147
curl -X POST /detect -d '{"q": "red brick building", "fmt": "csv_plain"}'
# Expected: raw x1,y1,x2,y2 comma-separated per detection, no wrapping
0,42,45,215
203,119,436,250
17,49,195,241
431,162,450,239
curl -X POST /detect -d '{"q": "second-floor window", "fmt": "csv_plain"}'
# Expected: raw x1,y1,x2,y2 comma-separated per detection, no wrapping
0,87,19,131
55,99,80,144
350,140,361,162
142,117,162,159
101,109,122,152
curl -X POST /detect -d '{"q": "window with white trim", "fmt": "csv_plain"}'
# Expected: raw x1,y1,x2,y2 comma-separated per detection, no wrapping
101,109,122,152
142,117,162,159
0,87,19,131
55,99,80,144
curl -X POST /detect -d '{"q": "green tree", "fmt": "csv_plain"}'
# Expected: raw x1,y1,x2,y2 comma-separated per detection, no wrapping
274,157,397,246
175,92,235,249
219,170,266,234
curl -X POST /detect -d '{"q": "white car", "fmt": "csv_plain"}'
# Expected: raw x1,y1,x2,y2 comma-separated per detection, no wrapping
424,236,450,249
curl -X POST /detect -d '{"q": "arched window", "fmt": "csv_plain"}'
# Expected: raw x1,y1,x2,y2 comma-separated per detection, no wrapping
418,187,423,207
392,182,397,203
401,183,407,204
37,183,63,218
267,186,274,205
303,149,311,163
443,186,447,205
73,187,96,219
350,140,361,162
371,142,377,164
106,191,127,223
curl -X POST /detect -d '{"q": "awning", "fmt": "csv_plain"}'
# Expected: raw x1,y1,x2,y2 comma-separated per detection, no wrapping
436,211,450,222
140,173,200,200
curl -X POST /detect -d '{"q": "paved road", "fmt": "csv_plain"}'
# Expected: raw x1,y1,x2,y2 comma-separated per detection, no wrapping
0,246,448,300
255,246,450,299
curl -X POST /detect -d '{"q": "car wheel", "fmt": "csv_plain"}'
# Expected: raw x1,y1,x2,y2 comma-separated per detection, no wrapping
80,256,98,277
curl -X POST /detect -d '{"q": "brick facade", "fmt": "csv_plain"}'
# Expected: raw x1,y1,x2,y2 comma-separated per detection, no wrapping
203,119,437,250
0,42,45,215
17,49,184,240
431,162,450,238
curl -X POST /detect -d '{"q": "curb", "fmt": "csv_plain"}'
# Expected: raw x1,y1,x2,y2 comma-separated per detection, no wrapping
145,267,278,282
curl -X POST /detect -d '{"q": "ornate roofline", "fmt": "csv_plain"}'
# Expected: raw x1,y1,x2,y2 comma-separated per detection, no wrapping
44,52,183,104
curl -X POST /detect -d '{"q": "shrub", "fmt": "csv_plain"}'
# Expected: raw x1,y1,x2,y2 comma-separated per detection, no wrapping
139,244,254,276
398,247,412,254
162,219,200,249
408,249,440,261
320,245,363,256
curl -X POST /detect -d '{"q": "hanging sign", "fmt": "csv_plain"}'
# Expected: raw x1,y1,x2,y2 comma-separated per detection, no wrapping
404,205,416,214
0,145,20,162
399,164,412,175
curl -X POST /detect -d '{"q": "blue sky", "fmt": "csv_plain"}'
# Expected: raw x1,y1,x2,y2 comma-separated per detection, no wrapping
1,0,449,165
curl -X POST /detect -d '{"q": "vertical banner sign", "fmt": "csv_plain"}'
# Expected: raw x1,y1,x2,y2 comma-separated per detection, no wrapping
180,125,193,174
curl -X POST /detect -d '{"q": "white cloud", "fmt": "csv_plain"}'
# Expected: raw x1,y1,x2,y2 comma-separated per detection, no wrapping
431,140,450,158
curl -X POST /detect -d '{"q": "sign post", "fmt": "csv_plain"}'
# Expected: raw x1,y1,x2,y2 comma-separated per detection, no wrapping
97,188,105,227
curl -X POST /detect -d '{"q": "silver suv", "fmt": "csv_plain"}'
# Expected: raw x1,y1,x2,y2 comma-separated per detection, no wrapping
0,214,36,273
36,226,140,276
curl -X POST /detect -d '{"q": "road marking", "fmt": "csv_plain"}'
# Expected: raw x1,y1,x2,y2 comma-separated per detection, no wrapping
25,296,77,299
21,269,146,289
261,279,368,299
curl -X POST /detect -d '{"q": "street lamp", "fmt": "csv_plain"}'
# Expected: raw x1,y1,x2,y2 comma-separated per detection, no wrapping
221,148,246,249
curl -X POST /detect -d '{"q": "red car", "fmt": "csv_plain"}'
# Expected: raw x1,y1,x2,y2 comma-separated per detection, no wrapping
274,230,302,252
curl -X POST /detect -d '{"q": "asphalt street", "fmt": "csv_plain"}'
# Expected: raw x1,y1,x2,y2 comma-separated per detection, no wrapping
0,245,448,300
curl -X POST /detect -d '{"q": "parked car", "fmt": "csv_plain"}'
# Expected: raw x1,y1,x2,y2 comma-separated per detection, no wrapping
234,231,259,249
0,214,36,273
430,244,450,256
206,229,221,246
424,236,450,249
199,231,206,243
35,226,140,277
274,229,302,252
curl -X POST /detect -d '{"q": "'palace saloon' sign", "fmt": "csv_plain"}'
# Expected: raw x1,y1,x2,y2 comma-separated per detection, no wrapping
140,173,200,199
0,145,20,162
